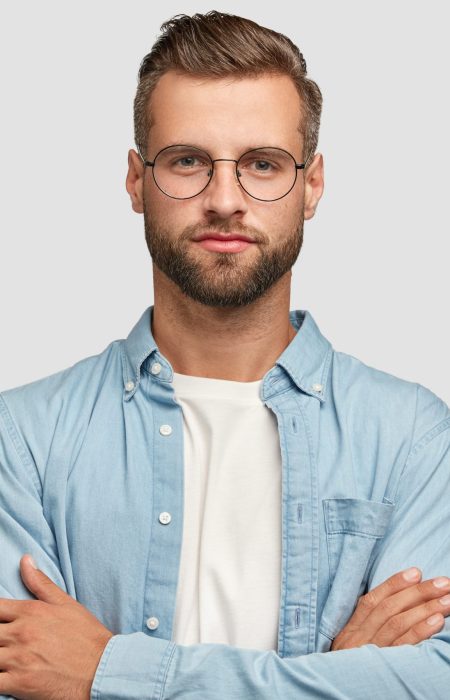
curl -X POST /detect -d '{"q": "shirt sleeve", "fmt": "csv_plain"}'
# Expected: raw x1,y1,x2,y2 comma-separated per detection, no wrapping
91,398,450,700
0,394,68,598
0,393,69,700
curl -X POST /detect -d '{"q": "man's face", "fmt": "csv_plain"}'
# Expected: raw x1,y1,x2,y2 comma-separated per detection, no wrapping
128,70,323,307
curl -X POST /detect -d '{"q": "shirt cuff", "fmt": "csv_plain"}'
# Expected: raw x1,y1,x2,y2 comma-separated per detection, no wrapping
91,632,176,700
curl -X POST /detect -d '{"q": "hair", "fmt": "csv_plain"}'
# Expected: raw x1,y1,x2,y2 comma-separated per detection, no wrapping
134,11,322,165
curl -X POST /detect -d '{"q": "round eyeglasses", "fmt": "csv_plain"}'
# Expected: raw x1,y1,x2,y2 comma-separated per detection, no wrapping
140,145,308,202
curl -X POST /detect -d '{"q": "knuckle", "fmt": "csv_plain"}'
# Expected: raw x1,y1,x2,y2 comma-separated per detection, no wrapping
17,671,40,696
14,622,40,646
414,581,431,598
426,600,442,615
385,575,402,593
378,597,397,618
384,614,405,635
358,591,378,611
409,626,427,644
13,648,35,670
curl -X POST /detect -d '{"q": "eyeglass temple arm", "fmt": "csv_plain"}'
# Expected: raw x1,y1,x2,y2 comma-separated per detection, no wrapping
136,147,154,167
299,150,315,169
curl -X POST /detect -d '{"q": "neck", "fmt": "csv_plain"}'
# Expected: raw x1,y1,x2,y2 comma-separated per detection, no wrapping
151,267,297,382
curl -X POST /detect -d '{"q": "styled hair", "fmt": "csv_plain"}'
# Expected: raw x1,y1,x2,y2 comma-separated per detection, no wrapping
134,11,322,164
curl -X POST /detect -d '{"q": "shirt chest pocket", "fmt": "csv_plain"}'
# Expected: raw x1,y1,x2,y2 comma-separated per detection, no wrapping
319,497,395,644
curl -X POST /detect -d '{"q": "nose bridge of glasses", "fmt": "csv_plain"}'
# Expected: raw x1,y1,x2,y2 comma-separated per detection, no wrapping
208,158,242,187
211,158,239,164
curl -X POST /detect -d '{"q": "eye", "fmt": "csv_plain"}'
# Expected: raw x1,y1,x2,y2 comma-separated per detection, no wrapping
253,160,273,172
177,156,199,167
238,153,281,175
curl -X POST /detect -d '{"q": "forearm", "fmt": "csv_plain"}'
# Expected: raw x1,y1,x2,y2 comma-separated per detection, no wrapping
91,625,450,700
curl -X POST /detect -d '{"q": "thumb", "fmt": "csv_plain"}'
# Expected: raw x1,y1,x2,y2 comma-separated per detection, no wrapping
20,554,70,605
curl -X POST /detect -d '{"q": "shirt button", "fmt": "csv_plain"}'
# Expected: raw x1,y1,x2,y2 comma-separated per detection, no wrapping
125,380,135,392
151,362,162,375
159,424,172,436
146,616,159,631
312,383,323,393
159,512,172,525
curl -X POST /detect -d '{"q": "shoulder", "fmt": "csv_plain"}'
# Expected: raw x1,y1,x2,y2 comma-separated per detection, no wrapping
0,339,124,472
330,348,449,448
1,339,123,411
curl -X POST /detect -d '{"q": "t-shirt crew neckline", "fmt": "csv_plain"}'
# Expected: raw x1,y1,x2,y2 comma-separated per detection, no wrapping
172,371,265,401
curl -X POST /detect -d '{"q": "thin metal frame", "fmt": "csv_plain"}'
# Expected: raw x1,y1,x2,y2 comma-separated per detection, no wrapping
139,144,309,202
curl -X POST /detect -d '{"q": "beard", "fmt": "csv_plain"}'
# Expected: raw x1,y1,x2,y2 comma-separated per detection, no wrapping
143,202,304,308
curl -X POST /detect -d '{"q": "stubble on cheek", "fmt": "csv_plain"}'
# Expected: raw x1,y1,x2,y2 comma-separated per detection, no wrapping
142,199,305,307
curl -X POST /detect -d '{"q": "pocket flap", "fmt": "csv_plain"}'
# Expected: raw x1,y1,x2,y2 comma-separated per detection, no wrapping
324,498,395,538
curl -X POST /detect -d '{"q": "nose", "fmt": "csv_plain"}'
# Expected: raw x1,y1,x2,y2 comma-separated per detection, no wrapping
201,160,249,219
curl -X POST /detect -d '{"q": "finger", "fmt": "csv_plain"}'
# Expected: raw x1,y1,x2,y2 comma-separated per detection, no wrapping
20,555,70,605
374,594,450,646
391,612,446,646
0,599,33,623
0,667,14,697
363,577,450,636
350,568,422,626
0,647,14,670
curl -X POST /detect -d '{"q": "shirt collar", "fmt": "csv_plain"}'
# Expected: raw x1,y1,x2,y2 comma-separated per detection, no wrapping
121,306,332,403
277,309,333,402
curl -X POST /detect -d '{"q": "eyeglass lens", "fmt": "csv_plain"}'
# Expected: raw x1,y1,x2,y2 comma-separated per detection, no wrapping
152,145,297,200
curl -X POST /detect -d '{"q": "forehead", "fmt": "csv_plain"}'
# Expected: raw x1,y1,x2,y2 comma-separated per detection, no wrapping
148,70,304,156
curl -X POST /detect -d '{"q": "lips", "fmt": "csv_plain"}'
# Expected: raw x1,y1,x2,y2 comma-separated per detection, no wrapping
192,232,255,243
192,231,257,253
191,232,256,254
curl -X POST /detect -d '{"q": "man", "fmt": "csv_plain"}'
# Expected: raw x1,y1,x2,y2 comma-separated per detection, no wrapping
0,11,449,699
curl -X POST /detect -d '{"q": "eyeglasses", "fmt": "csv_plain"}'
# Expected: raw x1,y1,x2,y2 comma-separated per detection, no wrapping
140,145,308,202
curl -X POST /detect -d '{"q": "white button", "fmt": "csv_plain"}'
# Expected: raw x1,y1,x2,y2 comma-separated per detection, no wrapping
159,512,172,525
151,362,162,375
146,616,159,631
159,424,172,436
311,383,323,393
125,381,135,392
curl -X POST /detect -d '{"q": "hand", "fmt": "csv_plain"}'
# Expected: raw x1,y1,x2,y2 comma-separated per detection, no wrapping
0,555,114,700
331,567,450,651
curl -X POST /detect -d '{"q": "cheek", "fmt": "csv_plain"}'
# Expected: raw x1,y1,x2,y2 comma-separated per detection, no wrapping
146,184,205,226
263,199,303,234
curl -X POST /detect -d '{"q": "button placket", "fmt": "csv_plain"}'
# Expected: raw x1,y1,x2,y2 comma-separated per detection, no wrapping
143,392,184,641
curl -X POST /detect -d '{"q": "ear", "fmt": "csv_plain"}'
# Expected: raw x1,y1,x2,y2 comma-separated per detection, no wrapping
303,153,324,220
126,149,146,214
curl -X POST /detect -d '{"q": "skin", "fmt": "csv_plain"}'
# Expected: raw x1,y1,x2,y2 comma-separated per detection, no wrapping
0,70,448,698
0,558,448,698
126,70,324,380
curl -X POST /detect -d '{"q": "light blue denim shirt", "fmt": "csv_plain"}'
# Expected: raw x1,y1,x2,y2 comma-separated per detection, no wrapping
1,306,449,699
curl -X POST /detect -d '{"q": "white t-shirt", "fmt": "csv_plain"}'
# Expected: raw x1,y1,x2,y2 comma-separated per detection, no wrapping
171,371,282,651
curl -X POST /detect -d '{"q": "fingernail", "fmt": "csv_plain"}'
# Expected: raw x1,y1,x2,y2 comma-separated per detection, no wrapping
427,613,444,626
403,567,421,581
433,577,450,588
439,595,450,606
27,555,38,569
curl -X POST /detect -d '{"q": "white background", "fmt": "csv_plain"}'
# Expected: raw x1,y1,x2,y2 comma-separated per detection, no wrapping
0,1,448,401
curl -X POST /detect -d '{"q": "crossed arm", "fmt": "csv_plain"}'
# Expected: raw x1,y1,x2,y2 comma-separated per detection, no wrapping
1,399,449,698
0,559,449,699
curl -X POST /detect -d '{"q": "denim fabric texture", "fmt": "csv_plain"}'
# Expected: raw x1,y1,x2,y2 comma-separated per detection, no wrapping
1,306,449,699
